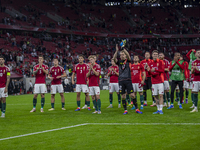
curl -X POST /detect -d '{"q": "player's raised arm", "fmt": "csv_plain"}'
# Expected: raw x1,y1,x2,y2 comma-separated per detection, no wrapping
113,44,119,64
91,66,100,76
112,67,119,76
33,66,39,75
86,66,91,78
42,66,48,74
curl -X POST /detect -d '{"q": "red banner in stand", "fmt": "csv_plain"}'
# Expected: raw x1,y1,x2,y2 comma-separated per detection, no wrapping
0,24,199,38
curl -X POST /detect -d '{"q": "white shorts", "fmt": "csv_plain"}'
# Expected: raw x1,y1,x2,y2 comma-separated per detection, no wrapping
109,83,119,93
34,84,47,94
152,83,164,96
51,84,64,94
132,83,143,93
192,81,200,92
189,82,193,90
0,87,8,98
164,81,170,91
76,84,89,93
89,86,100,96
183,80,189,89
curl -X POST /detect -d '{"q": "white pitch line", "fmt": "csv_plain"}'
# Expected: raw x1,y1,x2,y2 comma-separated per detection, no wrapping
0,123,88,141
1,122,200,141
88,123,200,125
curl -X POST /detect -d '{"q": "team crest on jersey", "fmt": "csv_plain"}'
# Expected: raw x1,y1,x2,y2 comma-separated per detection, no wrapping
195,63,197,66
138,66,140,69
4,70,5,73
58,69,59,72
52,69,54,71
157,63,159,66
37,67,39,69
77,67,79,69
83,67,85,70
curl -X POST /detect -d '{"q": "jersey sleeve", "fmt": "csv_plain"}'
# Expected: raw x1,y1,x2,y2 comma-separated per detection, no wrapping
60,67,64,73
6,67,11,76
169,61,176,71
73,65,76,73
108,67,111,73
45,65,48,70
140,64,145,72
33,65,37,72
49,67,52,75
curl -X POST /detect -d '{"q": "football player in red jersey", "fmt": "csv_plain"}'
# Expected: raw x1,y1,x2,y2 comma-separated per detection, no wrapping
86,55,101,114
107,59,121,108
0,55,10,118
130,55,146,110
159,52,171,107
181,55,189,104
48,58,67,111
72,55,91,111
147,50,165,114
191,49,200,113
82,55,97,109
141,52,155,106
30,55,48,113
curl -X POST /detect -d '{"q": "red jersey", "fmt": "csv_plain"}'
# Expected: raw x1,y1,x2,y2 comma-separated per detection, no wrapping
148,59,164,84
49,66,65,85
130,63,144,83
108,65,119,83
163,59,170,81
88,64,101,87
73,63,89,84
0,65,10,88
141,59,153,78
33,64,48,84
192,60,200,81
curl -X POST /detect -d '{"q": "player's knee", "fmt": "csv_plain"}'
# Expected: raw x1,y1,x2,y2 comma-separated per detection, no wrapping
51,94,55,98
121,94,126,99
96,95,100,99
92,96,95,100
77,93,81,97
130,93,135,99
34,94,38,99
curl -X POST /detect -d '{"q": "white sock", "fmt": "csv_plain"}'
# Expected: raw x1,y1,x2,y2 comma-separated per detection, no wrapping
195,107,198,110
160,105,163,111
168,102,170,105
178,101,180,105
157,105,159,110
145,101,147,104
193,104,195,107
141,105,143,107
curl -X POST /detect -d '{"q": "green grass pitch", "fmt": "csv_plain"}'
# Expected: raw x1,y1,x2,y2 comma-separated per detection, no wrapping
1,90,200,150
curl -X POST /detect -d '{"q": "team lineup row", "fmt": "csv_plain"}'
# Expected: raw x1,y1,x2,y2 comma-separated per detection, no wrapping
0,45,200,117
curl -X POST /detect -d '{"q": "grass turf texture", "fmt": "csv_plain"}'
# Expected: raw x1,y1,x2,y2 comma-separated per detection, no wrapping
1,90,200,150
